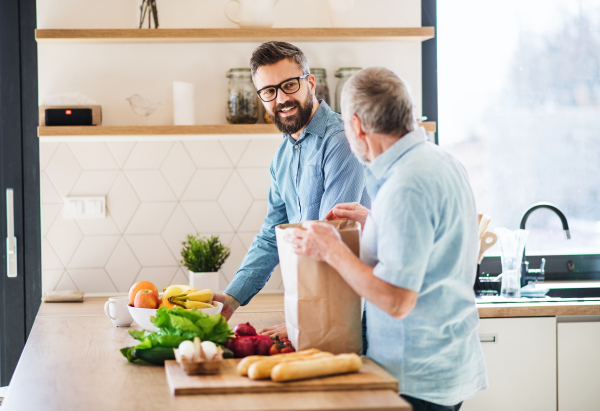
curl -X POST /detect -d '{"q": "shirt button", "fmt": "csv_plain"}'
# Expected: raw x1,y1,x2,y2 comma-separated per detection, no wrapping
297,206,300,211
294,145,299,149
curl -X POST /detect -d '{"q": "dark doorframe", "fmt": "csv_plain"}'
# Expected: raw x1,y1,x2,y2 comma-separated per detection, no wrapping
422,0,438,144
0,0,41,387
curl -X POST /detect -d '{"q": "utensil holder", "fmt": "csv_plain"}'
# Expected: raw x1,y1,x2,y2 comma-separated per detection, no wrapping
474,264,501,297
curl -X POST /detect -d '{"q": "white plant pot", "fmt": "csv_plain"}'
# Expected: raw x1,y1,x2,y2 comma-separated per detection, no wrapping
189,271,220,292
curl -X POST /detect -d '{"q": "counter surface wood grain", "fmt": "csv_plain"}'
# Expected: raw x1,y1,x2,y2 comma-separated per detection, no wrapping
2,297,409,411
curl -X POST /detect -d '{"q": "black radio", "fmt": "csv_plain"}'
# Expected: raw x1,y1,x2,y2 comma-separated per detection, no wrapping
44,108,93,126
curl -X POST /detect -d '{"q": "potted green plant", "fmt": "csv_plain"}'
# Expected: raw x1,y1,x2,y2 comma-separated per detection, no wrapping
180,233,231,292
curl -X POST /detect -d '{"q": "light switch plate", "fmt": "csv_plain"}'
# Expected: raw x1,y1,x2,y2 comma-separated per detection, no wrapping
64,196,106,219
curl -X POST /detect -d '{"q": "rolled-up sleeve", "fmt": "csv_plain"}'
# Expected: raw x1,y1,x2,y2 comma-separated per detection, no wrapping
372,186,434,292
224,165,288,306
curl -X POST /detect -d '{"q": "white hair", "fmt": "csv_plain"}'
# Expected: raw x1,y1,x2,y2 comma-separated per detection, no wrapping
340,67,416,137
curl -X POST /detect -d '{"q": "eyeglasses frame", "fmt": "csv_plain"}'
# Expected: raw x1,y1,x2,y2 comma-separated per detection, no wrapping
256,74,311,102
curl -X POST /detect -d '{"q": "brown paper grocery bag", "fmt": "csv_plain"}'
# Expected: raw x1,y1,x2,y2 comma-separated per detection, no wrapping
275,220,362,355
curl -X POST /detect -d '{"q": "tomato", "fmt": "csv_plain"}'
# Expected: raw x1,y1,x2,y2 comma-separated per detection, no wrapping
269,344,280,356
280,347,295,354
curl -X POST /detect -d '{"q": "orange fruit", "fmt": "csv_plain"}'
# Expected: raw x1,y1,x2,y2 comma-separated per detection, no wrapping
129,281,158,306
159,299,176,309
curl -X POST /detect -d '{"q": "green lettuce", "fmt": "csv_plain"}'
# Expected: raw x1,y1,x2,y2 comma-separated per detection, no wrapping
120,307,232,364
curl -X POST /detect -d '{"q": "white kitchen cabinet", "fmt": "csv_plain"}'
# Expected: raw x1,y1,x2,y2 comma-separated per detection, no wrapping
557,321,600,410
461,317,557,411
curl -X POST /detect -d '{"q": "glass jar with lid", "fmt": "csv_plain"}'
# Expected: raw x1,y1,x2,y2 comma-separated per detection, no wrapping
226,68,259,124
334,67,362,114
311,68,330,106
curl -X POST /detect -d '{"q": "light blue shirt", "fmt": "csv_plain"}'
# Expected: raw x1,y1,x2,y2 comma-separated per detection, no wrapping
225,101,370,305
361,127,488,405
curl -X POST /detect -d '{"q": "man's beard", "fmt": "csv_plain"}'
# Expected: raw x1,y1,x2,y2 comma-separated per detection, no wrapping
347,132,370,165
268,92,314,136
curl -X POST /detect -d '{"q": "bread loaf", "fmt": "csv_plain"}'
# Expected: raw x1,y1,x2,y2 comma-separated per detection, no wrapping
236,348,321,376
271,353,362,382
247,352,333,380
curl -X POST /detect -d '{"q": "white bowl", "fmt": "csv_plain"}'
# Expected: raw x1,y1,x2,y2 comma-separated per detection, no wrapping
128,302,223,332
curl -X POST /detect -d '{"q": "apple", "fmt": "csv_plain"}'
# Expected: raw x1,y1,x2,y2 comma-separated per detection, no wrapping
134,289,159,309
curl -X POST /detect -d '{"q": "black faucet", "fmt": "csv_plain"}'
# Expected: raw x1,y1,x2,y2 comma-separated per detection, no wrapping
520,202,570,287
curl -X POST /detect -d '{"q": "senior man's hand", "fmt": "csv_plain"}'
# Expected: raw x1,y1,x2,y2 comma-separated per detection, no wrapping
284,221,346,262
325,202,370,228
213,293,240,321
258,323,288,338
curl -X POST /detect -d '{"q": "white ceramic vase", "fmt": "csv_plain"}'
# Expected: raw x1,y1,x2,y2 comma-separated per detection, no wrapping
225,0,280,28
189,271,220,292
328,0,356,28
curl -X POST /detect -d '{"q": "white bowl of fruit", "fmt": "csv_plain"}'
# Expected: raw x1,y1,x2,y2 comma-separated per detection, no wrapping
127,282,223,332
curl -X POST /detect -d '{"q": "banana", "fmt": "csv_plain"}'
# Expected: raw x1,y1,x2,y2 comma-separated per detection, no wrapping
170,289,214,303
183,289,215,302
179,301,214,309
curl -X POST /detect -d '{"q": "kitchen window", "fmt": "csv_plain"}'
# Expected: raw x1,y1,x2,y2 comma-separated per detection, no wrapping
437,0,600,276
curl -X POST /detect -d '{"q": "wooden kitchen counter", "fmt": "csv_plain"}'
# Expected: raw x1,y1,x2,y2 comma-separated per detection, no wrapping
2,296,409,411
36,293,287,317
37,293,600,320
477,300,600,317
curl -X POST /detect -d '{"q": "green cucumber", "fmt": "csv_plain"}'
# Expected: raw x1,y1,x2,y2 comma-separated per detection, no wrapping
132,345,175,365
222,348,234,359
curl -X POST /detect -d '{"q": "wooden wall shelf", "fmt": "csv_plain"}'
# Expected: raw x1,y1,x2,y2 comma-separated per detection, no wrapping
38,122,436,137
35,27,435,44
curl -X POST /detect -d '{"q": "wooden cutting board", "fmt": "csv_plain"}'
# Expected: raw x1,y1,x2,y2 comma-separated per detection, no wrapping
165,357,398,396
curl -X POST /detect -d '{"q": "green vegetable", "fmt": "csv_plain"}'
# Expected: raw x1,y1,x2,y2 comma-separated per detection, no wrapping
222,348,234,359
120,306,232,364
133,346,176,365
180,233,230,273
151,306,232,344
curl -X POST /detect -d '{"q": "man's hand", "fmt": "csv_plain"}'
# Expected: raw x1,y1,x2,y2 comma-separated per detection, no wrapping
258,323,288,338
213,293,240,321
325,202,370,228
284,222,346,262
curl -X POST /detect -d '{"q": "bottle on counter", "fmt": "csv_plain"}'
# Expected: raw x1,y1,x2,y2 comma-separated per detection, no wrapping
334,67,362,114
226,68,259,124
311,68,330,106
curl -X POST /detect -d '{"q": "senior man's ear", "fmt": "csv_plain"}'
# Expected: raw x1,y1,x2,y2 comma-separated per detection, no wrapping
351,115,367,141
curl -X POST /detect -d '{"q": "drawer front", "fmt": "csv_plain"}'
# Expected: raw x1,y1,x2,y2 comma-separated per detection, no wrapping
462,317,557,411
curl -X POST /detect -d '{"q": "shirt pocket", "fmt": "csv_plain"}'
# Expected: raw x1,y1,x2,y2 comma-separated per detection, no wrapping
298,163,324,215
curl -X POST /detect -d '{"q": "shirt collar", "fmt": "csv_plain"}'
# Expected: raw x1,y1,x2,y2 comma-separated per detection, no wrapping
367,126,427,180
284,100,330,144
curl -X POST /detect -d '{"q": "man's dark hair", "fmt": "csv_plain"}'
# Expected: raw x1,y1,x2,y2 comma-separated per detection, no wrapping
250,41,310,82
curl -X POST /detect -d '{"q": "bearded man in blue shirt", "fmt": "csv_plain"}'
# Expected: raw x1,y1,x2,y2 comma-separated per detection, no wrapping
284,67,488,410
214,42,370,338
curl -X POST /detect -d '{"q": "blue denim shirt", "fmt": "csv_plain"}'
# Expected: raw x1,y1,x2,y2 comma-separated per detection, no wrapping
361,127,488,405
225,101,370,305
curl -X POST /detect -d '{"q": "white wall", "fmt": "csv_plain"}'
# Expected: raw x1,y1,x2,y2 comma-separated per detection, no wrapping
38,0,423,295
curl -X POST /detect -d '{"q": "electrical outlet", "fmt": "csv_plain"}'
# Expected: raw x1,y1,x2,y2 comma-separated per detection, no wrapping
64,197,106,219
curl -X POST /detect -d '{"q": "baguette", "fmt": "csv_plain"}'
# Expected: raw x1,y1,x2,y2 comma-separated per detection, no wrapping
236,348,321,376
271,353,362,382
247,352,333,380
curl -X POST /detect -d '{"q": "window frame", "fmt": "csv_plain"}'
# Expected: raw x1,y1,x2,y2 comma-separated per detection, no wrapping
423,0,600,280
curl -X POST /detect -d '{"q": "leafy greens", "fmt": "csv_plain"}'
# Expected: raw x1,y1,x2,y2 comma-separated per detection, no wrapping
120,306,232,363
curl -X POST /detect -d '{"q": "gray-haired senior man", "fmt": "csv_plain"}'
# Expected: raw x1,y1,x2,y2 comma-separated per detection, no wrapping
213,42,370,337
285,68,488,411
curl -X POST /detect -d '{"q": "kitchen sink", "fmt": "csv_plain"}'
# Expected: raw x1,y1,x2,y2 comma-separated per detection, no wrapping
476,282,600,304
546,287,600,298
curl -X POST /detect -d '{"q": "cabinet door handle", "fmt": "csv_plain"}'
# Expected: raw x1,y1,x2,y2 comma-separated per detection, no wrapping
6,188,17,278
479,334,497,343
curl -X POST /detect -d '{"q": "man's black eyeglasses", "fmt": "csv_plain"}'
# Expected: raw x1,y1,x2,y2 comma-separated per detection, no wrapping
256,74,310,102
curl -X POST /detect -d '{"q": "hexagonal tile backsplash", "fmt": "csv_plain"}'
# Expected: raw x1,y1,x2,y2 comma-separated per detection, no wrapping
40,139,284,295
